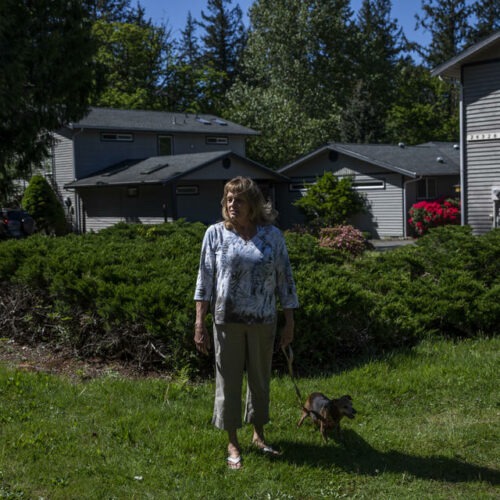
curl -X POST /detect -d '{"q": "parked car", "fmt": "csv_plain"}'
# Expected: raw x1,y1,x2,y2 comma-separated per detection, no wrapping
0,208,36,239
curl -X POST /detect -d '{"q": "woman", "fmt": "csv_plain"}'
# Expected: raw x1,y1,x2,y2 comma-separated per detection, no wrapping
194,176,299,469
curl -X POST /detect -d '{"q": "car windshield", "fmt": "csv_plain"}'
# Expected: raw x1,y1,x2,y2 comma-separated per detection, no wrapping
6,211,23,221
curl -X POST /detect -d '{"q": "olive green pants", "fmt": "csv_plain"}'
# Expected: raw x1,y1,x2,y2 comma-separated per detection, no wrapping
212,322,276,430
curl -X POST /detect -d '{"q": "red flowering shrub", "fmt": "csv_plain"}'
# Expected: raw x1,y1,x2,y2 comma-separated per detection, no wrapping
319,225,369,256
408,197,460,236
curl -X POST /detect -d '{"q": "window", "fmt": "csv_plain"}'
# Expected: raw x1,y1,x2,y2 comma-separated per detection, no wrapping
176,185,199,195
417,178,437,199
158,135,173,155
206,136,229,145
352,179,385,190
289,178,315,192
101,132,133,142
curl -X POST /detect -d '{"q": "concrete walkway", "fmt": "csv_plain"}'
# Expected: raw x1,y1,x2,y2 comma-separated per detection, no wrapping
370,238,417,251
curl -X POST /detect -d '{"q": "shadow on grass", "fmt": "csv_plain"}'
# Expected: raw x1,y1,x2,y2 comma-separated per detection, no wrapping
276,430,500,485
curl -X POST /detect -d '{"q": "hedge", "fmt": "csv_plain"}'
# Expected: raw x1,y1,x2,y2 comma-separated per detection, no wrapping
0,222,498,377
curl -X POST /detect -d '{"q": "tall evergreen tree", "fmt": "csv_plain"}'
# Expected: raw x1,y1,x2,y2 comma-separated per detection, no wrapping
179,12,201,66
167,12,224,113
467,0,500,44
198,0,247,98
87,0,132,21
415,0,471,68
339,0,403,143
412,0,470,144
0,0,97,184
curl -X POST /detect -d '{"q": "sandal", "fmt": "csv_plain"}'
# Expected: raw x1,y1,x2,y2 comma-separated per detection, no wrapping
227,454,243,469
252,440,282,456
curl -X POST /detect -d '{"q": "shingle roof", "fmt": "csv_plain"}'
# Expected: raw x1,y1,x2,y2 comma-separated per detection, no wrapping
279,142,460,178
65,151,286,188
68,107,259,136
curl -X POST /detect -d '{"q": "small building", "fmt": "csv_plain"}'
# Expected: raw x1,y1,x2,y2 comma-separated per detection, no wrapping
277,142,460,238
432,31,500,233
51,107,284,232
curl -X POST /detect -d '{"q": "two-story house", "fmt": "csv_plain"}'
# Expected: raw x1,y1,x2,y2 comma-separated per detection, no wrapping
52,107,286,232
432,31,500,233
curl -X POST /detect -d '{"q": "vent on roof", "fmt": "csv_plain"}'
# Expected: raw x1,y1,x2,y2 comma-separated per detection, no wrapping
436,157,444,163
328,150,338,162
141,163,167,174
213,118,228,126
102,164,133,176
453,144,459,149
398,142,405,148
196,117,212,125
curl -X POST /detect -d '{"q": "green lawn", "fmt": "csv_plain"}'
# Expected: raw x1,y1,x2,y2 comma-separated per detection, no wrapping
1,337,498,499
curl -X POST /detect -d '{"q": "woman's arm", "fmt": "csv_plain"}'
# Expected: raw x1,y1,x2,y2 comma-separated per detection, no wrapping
194,300,211,355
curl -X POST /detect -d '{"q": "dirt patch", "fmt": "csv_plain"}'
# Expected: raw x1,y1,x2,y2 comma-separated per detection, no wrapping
0,337,168,380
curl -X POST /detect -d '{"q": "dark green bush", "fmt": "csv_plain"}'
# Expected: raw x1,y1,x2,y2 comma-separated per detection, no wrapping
22,174,68,235
0,223,498,377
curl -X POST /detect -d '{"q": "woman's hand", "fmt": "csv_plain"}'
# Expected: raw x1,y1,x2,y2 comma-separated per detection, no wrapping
280,321,294,347
194,323,211,355
280,310,295,348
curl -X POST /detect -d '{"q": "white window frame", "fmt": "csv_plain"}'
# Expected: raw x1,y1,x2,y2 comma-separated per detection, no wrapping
176,185,199,195
352,179,386,190
158,135,173,155
206,136,229,145
100,132,133,142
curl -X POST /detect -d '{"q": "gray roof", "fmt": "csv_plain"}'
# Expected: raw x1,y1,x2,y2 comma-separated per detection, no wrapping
279,142,460,178
68,107,259,136
65,151,286,188
432,31,500,80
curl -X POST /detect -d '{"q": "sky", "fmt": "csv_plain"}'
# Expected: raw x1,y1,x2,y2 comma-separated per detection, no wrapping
137,0,434,47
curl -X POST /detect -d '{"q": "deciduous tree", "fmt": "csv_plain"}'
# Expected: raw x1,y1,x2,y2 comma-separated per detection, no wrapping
92,13,173,110
226,0,353,167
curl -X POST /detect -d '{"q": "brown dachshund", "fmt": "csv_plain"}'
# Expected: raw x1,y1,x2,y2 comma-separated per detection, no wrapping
297,392,356,442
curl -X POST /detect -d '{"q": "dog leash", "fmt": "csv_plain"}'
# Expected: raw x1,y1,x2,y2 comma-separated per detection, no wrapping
281,345,303,404
281,345,326,422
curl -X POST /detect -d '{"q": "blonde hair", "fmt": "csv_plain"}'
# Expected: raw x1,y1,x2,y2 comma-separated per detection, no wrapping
221,176,277,229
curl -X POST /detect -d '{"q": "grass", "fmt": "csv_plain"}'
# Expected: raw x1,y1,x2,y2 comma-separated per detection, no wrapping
0,337,499,499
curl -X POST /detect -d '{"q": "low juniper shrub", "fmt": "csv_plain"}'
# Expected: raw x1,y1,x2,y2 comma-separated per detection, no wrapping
0,222,498,377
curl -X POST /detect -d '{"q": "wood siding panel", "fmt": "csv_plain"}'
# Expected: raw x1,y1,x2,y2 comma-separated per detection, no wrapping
463,61,500,234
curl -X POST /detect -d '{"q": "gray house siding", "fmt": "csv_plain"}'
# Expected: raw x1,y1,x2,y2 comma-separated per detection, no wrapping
173,134,246,156
80,185,167,233
277,151,406,237
463,61,500,233
51,130,78,225
77,158,282,231
72,130,247,179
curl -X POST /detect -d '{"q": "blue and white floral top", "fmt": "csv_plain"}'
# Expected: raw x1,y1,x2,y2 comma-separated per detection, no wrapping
194,222,299,324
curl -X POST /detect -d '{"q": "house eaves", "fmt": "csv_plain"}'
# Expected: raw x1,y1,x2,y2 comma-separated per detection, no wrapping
332,144,418,177
65,151,287,189
67,107,260,137
431,31,500,80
